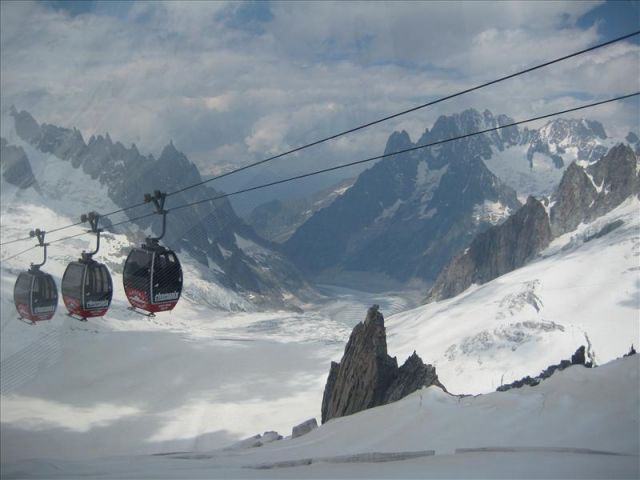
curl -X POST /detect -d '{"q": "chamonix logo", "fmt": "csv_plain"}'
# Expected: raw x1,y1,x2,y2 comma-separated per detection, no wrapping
34,305,55,313
87,300,109,308
154,292,179,302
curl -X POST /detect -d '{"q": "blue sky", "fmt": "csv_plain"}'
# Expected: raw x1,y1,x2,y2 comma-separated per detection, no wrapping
1,1,638,191
578,1,639,40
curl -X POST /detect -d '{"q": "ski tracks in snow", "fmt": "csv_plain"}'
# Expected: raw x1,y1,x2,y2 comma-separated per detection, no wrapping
0,328,63,395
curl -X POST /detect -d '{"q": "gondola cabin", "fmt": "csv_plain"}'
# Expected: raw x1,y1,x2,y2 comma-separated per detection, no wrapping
61,259,113,319
13,269,58,322
123,246,182,313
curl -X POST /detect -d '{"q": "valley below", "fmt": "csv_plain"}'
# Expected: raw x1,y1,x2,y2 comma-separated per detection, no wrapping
0,277,420,464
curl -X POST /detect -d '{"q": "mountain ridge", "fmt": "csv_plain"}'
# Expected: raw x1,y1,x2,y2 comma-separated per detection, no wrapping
284,107,634,285
5,108,315,310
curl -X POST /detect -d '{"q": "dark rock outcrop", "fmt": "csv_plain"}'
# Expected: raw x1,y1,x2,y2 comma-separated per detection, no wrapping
551,144,639,236
497,345,592,392
248,178,354,243
626,132,640,155
321,305,443,424
0,138,37,189
428,196,551,302
549,162,598,236
383,351,441,404
291,418,318,438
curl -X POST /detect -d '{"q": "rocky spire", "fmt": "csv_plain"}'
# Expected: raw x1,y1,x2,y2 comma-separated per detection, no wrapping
321,305,444,423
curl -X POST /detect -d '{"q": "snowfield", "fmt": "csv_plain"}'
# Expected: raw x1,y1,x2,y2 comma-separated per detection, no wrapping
1,191,638,477
387,198,640,394
1,119,639,477
0,130,417,466
2,356,638,478
388,196,640,394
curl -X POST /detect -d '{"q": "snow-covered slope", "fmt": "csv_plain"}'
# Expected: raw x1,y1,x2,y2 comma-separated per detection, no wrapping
1,119,122,230
2,355,637,478
387,196,640,394
0,175,416,464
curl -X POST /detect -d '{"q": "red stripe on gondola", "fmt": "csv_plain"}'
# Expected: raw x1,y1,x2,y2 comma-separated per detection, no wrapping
125,287,151,310
15,303,55,322
147,301,178,313
62,295,108,318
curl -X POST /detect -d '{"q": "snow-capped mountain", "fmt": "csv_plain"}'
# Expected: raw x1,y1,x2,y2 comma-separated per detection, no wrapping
484,116,627,199
429,143,639,301
284,109,522,284
3,108,315,309
527,117,609,166
284,108,635,285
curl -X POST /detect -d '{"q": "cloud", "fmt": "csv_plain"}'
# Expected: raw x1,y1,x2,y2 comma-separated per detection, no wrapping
264,1,603,67
0,0,637,187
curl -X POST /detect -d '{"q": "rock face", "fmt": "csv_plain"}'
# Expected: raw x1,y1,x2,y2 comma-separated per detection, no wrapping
429,196,551,302
551,144,639,236
291,418,318,438
321,305,443,424
285,109,521,283
248,178,355,243
428,144,639,303
549,162,598,236
0,138,37,189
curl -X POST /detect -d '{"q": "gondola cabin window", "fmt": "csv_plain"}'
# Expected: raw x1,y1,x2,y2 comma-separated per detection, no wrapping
14,273,32,307
62,263,84,298
124,250,151,291
153,252,182,300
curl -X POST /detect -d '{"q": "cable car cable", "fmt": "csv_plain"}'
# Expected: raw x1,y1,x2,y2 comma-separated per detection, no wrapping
0,245,38,263
166,30,640,198
0,30,637,248
169,92,640,212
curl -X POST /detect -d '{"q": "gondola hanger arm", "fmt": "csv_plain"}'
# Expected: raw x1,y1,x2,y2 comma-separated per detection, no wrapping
144,191,169,243
81,211,102,259
29,228,48,269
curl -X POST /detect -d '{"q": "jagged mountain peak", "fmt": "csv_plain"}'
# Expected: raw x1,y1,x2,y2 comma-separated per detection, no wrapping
431,142,639,302
88,133,111,147
10,108,40,143
384,130,413,154
284,106,521,282
429,108,510,135
538,117,607,144
7,109,315,310
430,108,484,139
159,140,186,162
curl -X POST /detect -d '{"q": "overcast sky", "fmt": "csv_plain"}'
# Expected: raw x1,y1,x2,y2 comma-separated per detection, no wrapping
1,1,638,185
